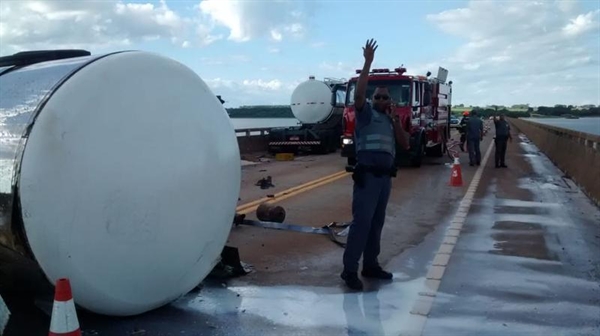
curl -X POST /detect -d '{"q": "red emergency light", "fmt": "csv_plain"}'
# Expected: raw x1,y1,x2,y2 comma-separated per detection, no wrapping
395,67,407,75
355,68,393,74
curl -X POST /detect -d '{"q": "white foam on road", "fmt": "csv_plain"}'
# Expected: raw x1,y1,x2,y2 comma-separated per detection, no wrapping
174,273,430,335
241,160,260,166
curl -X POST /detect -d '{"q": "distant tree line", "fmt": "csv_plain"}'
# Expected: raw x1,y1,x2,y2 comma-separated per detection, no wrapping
226,103,599,119
455,104,599,119
535,105,600,117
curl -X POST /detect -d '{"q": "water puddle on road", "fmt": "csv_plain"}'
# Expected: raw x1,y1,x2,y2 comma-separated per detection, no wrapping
490,221,558,261
424,133,600,335
171,275,426,335
167,205,459,335
495,199,561,208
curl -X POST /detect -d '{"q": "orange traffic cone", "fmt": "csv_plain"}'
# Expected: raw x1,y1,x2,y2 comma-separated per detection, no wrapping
449,156,463,187
49,278,81,336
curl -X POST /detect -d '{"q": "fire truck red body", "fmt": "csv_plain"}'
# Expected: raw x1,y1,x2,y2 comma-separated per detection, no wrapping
340,66,452,167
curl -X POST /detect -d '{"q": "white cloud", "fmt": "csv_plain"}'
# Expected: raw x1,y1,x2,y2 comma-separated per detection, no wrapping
198,0,312,42
204,77,299,107
270,30,283,42
0,0,314,55
268,47,280,54
319,61,356,77
199,55,251,66
563,11,600,36
425,0,600,106
556,0,578,13
0,0,219,54
242,79,283,91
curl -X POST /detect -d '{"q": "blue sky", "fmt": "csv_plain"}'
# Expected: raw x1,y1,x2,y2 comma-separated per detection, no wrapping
1,0,599,107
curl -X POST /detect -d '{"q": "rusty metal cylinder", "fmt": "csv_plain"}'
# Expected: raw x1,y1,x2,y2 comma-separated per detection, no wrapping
256,203,286,223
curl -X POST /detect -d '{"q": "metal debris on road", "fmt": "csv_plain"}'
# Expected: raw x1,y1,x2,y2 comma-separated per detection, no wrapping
256,176,275,189
256,203,286,223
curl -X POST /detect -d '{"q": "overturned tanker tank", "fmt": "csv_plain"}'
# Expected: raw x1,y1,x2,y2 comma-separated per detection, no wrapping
0,50,241,316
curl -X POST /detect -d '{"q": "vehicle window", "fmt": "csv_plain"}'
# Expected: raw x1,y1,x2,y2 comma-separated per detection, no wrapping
346,80,411,107
335,87,347,106
413,81,420,106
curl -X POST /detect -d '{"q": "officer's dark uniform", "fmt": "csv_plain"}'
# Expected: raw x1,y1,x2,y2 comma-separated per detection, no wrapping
494,118,511,167
458,115,469,151
466,115,483,166
342,101,396,287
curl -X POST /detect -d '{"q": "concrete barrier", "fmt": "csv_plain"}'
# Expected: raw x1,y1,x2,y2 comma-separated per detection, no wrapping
236,128,270,154
509,118,600,206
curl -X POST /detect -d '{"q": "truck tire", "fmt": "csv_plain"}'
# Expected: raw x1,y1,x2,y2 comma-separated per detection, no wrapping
411,136,426,167
426,127,448,158
428,144,444,157
347,157,356,166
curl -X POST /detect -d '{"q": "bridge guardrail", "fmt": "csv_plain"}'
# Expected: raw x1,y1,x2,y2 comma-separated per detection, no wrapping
508,117,600,206
235,127,271,137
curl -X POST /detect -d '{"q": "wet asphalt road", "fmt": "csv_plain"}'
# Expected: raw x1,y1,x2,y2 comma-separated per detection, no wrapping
5,125,600,335
423,134,600,335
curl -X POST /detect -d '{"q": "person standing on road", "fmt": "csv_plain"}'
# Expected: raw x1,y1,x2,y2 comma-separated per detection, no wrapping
341,39,410,291
493,114,512,168
466,110,484,166
458,111,470,152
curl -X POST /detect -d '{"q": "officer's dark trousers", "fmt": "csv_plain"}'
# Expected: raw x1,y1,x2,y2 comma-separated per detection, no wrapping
467,137,481,164
495,135,508,166
343,172,391,273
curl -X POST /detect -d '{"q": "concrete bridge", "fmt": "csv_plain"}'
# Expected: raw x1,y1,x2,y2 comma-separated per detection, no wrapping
6,119,600,335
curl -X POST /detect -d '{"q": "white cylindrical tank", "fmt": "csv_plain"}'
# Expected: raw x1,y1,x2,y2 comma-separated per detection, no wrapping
290,77,334,124
0,50,240,316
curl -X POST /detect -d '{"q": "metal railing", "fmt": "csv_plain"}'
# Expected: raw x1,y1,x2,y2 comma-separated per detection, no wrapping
235,127,272,137
446,138,462,160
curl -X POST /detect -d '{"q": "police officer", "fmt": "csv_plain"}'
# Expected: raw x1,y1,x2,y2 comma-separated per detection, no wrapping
493,114,512,168
466,110,484,166
341,39,410,290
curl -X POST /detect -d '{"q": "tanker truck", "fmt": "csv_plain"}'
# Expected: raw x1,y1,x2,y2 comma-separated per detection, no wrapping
267,77,347,154
0,49,240,316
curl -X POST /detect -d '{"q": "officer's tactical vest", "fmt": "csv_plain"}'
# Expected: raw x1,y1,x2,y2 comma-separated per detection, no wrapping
355,108,395,157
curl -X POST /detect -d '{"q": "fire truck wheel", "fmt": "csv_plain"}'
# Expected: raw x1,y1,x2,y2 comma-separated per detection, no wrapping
426,143,444,157
411,138,426,167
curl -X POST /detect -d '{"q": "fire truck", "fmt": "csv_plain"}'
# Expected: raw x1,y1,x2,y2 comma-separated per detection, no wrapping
340,66,452,167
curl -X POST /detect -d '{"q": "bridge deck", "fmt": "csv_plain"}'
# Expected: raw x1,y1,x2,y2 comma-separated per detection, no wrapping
5,127,600,335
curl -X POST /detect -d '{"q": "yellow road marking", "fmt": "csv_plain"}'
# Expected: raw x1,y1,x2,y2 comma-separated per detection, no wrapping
236,170,350,214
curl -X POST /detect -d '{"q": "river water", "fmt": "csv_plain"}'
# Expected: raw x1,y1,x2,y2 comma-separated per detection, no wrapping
522,117,600,136
230,118,299,130
231,117,600,136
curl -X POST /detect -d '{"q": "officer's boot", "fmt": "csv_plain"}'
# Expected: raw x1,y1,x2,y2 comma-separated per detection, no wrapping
341,270,363,290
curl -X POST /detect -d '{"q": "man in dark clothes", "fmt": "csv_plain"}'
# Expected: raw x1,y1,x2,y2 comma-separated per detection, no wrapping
458,111,470,152
466,110,483,166
341,39,410,291
494,114,512,168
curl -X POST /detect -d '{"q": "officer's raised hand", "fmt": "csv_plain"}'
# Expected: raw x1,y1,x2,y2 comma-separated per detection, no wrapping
363,39,377,64
355,39,377,111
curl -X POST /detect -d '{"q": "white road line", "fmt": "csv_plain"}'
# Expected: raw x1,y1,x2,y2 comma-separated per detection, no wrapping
407,140,495,336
